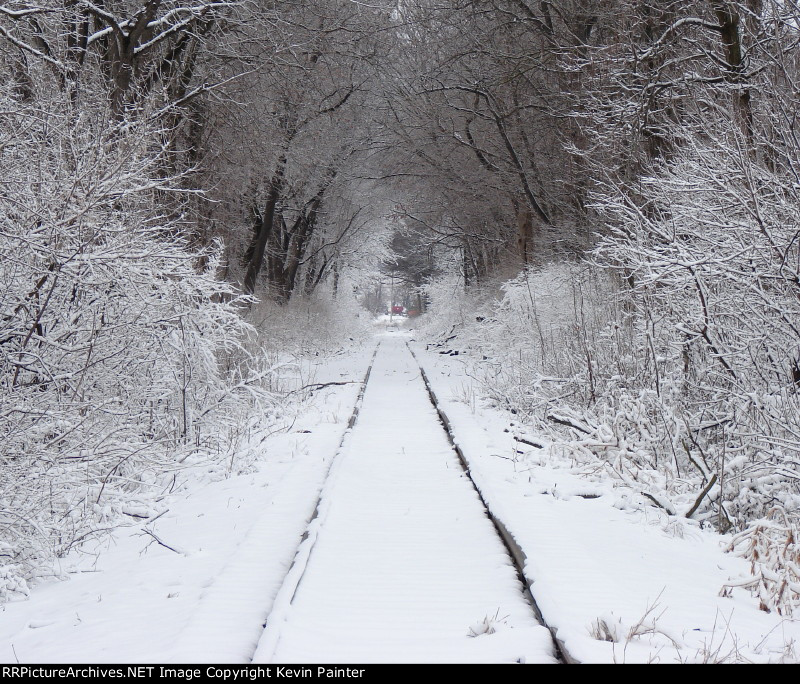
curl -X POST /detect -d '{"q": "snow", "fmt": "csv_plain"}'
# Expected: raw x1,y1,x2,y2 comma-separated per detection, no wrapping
412,333,800,663
254,335,555,663
0,351,370,664
1,328,798,664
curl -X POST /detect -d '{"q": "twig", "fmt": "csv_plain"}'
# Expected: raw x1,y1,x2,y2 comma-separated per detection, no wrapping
147,509,169,525
285,381,357,396
513,435,546,449
140,529,185,555
641,492,678,516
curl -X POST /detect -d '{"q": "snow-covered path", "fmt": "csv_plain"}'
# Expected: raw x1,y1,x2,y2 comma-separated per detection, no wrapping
254,336,556,663
2,330,798,664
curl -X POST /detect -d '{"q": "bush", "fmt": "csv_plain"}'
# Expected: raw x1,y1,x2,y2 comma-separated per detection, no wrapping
422,247,800,614
0,88,269,599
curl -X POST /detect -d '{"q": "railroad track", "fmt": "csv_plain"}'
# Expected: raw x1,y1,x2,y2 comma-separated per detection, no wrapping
407,342,575,664
250,335,569,664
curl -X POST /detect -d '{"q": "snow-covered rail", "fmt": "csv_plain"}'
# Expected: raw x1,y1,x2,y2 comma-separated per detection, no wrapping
251,335,559,664
235,344,379,663
407,343,576,664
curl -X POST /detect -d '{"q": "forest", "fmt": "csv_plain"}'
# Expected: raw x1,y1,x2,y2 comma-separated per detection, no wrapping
1,0,799,622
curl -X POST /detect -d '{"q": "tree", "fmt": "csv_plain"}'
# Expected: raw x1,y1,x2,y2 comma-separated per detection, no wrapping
370,0,607,284
0,0,237,116
203,0,394,300
0,76,265,598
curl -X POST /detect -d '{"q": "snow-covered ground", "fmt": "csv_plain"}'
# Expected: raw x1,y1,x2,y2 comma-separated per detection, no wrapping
0,350,371,664
1,328,798,664
254,336,555,663
411,331,800,663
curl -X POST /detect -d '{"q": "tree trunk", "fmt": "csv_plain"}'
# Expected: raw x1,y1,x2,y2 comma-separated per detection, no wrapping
243,158,285,295
712,1,754,147
516,204,533,265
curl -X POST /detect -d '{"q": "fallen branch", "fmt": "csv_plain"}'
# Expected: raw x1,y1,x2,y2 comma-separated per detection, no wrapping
685,473,718,519
546,410,592,435
286,381,357,396
140,529,186,556
513,435,546,449
641,492,678,516
606,463,678,515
